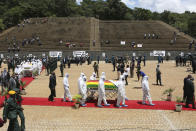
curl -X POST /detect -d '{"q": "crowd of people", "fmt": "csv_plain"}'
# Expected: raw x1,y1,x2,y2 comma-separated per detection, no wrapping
0,53,196,130
0,55,57,130
48,55,159,108
144,33,159,39
0,67,26,130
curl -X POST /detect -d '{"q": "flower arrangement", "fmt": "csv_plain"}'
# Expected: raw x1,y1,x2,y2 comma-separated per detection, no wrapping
20,81,26,90
73,94,82,104
175,96,183,112
163,88,175,96
176,96,183,104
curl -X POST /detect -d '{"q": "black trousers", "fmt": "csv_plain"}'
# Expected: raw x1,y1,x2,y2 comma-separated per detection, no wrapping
125,75,128,85
156,75,162,85
137,72,140,81
130,69,134,78
60,70,63,77
113,64,115,71
183,91,187,102
48,88,56,101
193,67,196,73
186,95,195,109
95,70,99,78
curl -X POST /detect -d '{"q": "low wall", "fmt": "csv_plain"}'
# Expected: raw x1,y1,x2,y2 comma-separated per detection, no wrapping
0,50,195,60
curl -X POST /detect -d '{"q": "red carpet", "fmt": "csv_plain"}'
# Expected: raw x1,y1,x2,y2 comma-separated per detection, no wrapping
0,97,195,111
0,75,195,111
20,77,34,89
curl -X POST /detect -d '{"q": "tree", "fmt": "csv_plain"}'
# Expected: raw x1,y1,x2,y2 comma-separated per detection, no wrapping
0,19,5,32
55,0,78,17
152,12,161,20
188,14,196,38
3,6,24,27
79,0,94,17
161,10,170,24
132,8,152,20
105,0,128,20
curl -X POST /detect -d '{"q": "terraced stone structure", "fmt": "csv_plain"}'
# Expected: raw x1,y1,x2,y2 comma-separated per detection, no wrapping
0,17,193,52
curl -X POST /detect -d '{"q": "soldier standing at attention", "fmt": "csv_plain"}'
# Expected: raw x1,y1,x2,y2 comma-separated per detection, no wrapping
48,72,56,101
112,57,116,71
60,62,64,77
0,58,2,68
97,56,100,64
136,64,141,81
156,65,162,86
93,62,99,78
3,90,24,131
14,88,25,131
68,58,71,68
143,55,146,66
46,61,49,75
130,59,135,78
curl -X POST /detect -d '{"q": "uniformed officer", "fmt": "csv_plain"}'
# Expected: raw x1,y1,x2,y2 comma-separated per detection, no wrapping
156,65,162,86
3,90,23,131
48,72,56,101
13,88,25,131
136,64,141,81
130,59,135,78
0,58,2,68
60,62,64,77
46,61,49,75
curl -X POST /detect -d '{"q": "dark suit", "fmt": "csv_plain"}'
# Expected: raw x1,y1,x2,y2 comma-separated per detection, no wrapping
183,77,188,101
60,63,64,77
48,74,56,101
192,60,196,73
185,79,195,108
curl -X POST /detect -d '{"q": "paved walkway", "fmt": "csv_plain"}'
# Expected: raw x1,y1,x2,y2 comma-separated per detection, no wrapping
0,61,196,130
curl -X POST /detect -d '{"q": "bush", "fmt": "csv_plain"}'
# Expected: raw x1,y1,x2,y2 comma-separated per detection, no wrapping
163,88,174,96
73,94,82,104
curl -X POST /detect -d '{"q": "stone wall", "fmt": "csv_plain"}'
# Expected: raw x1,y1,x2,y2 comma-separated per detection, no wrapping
0,50,195,60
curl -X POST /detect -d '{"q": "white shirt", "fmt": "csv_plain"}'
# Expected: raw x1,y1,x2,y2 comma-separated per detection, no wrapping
124,68,130,76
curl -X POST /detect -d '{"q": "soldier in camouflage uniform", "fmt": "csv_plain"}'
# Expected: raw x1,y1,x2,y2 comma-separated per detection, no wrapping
3,90,23,131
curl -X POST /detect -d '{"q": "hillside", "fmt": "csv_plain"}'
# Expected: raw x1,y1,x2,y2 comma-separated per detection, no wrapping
0,17,193,52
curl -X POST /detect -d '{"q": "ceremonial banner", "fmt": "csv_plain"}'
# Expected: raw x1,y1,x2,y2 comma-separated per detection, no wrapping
73,51,87,57
102,52,105,57
87,80,118,90
49,51,62,58
180,52,184,56
137,44,143,47
121,41,125,45
132,52,136,56
150,52,154,56
153,51,165,56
